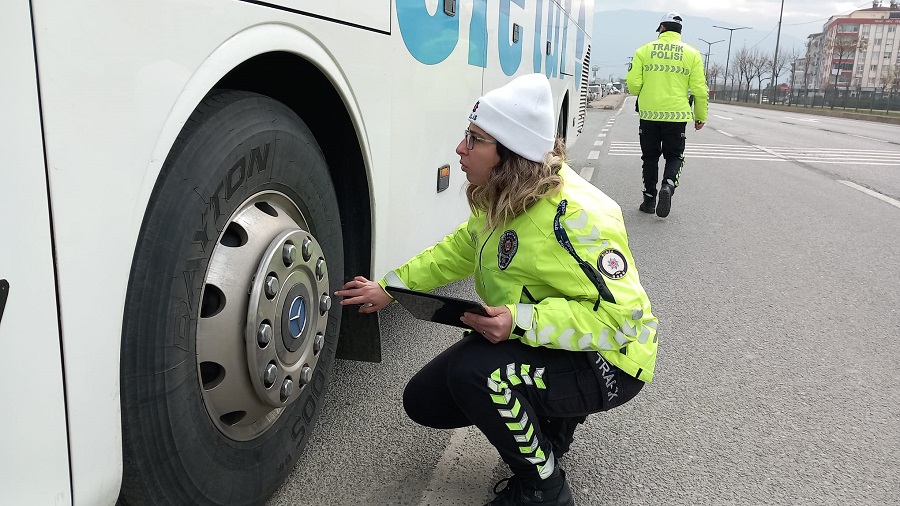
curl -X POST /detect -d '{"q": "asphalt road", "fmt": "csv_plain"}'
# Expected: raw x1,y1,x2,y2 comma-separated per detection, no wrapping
268,98,900,506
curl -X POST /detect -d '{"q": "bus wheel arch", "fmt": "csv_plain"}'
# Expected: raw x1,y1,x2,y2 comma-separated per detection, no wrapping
556,92,569,142
218,51,381,362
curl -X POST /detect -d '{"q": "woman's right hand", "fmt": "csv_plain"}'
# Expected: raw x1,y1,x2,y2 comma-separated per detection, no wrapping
334,276,393,313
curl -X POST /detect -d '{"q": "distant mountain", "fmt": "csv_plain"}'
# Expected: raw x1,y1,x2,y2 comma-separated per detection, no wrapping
592,10,807,83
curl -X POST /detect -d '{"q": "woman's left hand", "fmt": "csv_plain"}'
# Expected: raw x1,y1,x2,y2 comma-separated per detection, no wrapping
460,305,513,344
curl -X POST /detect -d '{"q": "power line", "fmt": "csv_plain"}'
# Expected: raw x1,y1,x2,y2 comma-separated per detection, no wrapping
783,0,874,26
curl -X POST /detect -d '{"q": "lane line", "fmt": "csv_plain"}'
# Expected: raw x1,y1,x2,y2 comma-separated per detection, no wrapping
851,134,890,143
580,166,595,180
715,129,734,137
594,141,604,146
714,115,733,121
588,151,600,159
838,181,900,209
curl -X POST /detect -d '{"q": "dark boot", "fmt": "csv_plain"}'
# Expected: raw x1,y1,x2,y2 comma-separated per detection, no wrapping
485,468,575,506
540,416,587,459
638,193,656,214
656,183,674,218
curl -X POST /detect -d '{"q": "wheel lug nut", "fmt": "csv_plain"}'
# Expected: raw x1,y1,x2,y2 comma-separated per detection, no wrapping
283,243,296,267
263,363,278,388
280,378,294,401
264,274,279,299
319,294,331,315
316,258,326,280
302,238,312,262
314,333,324,354
300,366,312,385
257,322,272,347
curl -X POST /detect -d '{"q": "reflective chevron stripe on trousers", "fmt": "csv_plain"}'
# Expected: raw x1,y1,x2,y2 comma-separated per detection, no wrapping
403,333,643,480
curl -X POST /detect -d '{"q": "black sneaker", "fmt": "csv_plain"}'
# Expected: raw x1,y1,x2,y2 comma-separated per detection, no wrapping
656,184,674,217
541,416,587,459
638,193,656,214
485,468,575,506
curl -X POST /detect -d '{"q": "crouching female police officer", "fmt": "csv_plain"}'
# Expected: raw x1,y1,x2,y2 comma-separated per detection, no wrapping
335,74,658,506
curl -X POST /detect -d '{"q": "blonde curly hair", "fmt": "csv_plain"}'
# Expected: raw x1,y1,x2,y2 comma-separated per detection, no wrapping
466,137,567,231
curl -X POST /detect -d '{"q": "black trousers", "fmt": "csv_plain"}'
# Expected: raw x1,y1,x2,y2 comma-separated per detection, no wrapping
403,333,643,480
639,119,687,197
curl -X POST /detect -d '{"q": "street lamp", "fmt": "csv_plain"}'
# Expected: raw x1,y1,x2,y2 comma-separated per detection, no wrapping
698,38,725,93
713,25,752,101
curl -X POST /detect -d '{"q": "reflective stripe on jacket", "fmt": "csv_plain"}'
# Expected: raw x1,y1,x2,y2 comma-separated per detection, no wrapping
379,165,658,382
626,31,709,123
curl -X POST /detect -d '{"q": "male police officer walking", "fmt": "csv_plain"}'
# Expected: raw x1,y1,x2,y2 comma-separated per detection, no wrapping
626,12,708,218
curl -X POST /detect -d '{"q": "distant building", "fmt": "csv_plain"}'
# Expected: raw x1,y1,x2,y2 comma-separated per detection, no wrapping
805,33,826,90
813,1,900,92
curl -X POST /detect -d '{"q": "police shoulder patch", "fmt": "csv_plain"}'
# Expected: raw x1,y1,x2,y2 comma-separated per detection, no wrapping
597,249,627,279
497,229,518,270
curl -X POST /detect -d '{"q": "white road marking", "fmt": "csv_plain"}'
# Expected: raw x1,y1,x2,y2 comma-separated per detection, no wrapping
714,115,733,121
605,142,900,165
851,134,890,143
594,141,604,146
753,145,788,160
715,129,734,137
418,427,497,506
784,117,820,122
598,133,607,138
838,181,900,209
588,151,600,159
580,166,595,180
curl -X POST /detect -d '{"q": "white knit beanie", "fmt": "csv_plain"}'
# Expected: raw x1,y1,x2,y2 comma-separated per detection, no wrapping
468,73,555,163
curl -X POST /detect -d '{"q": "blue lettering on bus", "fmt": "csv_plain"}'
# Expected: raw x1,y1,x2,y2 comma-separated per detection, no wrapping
469,0,488,67
532,0,544,73
396,0,585,82
498,0,525,75
574,0,585,89
558,0,570,76
544,0,560,79
396,0,459,64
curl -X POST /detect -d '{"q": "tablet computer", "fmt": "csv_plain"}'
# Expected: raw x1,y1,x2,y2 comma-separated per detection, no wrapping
385,285,488,329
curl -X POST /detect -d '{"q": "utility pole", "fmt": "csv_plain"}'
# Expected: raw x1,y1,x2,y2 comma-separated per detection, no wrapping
770,0,786,104
714,25,752,101
699,38,725,94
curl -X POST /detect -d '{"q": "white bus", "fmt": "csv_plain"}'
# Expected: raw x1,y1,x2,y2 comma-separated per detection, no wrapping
0,0,592,503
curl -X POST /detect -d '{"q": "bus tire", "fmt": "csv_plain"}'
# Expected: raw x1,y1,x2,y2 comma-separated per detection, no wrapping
119,90,343,505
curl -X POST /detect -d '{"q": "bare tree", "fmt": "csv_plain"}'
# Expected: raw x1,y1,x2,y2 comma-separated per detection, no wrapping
827,34,868,108
771,47,798,102
885,63,900,93
735,46,754,101
708,62,725,98
749,49,772,103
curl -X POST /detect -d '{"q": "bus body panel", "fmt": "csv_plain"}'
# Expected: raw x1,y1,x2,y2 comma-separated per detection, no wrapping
30,0,397,501
0,3,73,504
17,0,589,501
261,0,391,33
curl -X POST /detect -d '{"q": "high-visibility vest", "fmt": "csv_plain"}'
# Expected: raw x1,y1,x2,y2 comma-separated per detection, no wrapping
381,165,658,382
627,31,709,123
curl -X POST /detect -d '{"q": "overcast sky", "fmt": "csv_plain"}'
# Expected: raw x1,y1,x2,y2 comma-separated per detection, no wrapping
597,0,880,40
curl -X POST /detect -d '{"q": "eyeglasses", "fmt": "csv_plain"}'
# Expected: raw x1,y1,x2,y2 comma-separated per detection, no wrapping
463,129,498,150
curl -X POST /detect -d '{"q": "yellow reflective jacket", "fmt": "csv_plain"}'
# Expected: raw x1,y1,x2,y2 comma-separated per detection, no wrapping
626,31,709,123
379,165,658,382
